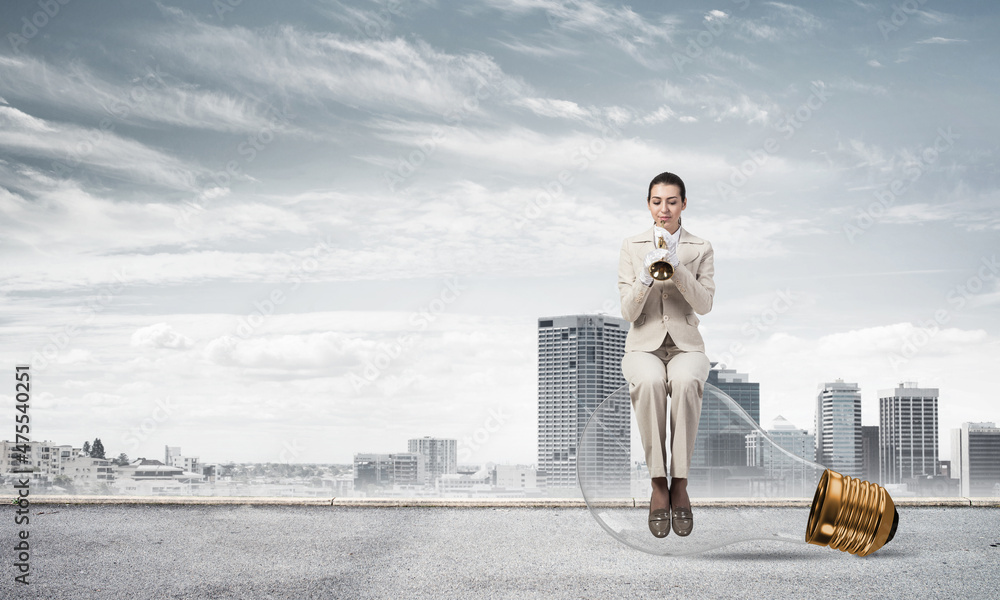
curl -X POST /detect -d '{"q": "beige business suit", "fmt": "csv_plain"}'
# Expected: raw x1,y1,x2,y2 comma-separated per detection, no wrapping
618,225,715,479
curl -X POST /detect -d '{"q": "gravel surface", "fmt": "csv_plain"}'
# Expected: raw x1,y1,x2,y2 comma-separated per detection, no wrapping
3,505,999,599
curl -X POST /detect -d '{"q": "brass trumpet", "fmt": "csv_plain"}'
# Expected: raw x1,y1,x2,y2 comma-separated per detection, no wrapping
649,235,674,281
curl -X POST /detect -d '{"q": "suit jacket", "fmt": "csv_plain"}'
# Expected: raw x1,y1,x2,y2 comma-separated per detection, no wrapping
618,225,715,353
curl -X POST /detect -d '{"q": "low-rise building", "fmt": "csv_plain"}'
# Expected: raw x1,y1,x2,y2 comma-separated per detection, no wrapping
61,455,115,491
438,468,492,496
746,416,816,497
1,440,83,483
114,459,204,495
492,464,538,493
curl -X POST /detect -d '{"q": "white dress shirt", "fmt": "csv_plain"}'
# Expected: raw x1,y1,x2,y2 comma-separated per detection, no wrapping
653,224,680,249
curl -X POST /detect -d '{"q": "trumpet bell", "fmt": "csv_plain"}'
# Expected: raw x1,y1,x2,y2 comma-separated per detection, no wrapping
649,260,674,281
649,234,674,281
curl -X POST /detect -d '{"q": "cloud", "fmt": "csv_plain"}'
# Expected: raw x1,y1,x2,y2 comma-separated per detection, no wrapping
637,105,675,125
0,163,311,263
735,2,821,42
0,105,205,191
145,16,523,121
203,331,364,369
879,202,951,224
58,349,96,365
0,243,345,293
765,2,821,28
698,212,821,260
838,138,890,170
493,39,584,58
480,0,679,68
661,76,775,125
512,97,594,122
364,118,742,201
131,323,195,350
0,54,298,135
916,37,967,44
830,78,888,96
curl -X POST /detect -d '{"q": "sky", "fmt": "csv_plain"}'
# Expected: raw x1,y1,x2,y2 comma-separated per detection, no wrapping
0,0,997,467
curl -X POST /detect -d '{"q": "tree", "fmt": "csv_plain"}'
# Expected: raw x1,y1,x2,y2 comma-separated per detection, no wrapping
91,438,106,460
114,452,129,466
82,441,91,457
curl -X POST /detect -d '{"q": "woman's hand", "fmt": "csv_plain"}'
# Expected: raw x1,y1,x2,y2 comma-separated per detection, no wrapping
639,248,672,286
655,231,681,266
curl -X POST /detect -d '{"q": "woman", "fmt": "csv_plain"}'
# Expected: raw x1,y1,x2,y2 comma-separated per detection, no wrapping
617,171,715,538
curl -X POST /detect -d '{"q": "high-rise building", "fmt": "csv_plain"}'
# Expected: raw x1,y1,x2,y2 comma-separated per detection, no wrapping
745,415,815,496
389,452,425,487
536,315,629,494
816,380,862,478
693,366,760,468
861,425,880,483
879,382,939,484
407,437,456,485
689,366,761,496
951,422,1000,497
709,366,761,423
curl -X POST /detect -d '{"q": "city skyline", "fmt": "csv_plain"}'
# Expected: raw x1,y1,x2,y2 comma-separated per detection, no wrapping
0,325,993,467
0,359,988,469
1,1,998,464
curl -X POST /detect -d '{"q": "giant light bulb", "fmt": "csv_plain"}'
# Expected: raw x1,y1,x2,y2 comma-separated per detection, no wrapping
577,382,898,557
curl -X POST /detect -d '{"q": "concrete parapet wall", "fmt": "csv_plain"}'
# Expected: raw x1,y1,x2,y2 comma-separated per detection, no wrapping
20,495,1000,507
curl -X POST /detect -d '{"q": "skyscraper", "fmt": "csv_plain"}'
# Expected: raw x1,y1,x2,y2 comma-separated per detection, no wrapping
407,437,456,485
536,315,629,494
879,382,939,484
689,365,761,496
951,422,1000,497
816,379,862,478
694,366,760,467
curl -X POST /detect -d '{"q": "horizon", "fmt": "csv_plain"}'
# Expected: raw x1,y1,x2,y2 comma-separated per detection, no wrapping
3,372,978,469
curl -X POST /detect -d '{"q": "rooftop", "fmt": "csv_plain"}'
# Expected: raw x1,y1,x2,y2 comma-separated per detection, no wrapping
6,500,999,599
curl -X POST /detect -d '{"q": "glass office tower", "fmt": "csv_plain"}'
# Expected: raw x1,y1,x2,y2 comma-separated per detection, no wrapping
879,382,939,484
537,315,629,495
689,365,760,496
816,379,863,479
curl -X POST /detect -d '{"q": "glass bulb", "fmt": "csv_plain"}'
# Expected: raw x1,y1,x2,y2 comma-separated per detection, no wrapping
577,382,899,557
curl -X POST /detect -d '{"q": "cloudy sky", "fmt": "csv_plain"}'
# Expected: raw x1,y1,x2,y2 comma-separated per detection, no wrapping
1,0,997,467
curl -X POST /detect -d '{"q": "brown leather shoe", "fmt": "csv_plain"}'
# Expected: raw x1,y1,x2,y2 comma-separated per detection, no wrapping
648,508,671,538
671,506,693,537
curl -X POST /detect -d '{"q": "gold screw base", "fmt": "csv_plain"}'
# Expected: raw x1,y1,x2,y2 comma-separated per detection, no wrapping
805,469,898,557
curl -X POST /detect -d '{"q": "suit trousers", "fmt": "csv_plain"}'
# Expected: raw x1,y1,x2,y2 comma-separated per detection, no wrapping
621,334,710,479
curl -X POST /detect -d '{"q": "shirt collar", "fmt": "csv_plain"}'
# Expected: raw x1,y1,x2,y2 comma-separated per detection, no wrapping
653,224,682,244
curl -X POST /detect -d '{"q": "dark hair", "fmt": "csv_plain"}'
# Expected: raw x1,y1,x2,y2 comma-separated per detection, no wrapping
647,172,686,203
